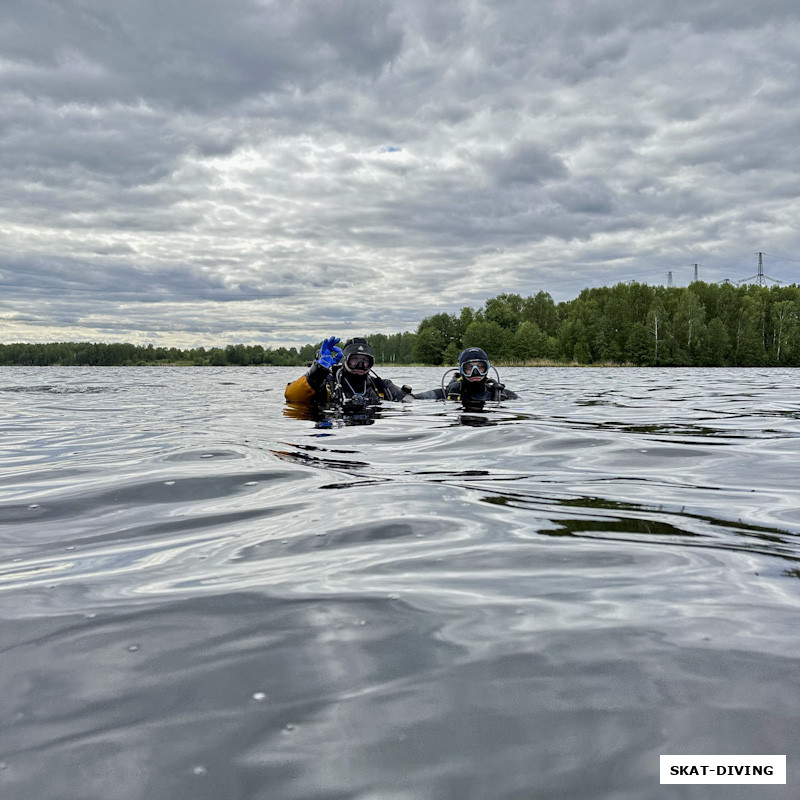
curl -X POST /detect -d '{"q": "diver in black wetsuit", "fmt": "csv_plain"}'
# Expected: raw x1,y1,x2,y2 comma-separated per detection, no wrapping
284,336,412,411
412,347,518,403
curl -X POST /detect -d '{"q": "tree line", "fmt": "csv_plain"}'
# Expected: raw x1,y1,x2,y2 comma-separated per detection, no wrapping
412,281,800,367
0,333,416,367
1,281,799,367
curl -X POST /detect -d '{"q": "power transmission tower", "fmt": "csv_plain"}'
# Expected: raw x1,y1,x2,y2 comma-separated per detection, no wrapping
693,263,699,282
738,252,781,286
666,270,673,287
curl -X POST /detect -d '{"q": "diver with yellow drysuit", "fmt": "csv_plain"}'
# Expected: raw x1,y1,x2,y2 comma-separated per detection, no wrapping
284,336,412,410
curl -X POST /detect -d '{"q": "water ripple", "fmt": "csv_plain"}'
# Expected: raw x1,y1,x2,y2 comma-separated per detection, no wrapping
1,366,800,799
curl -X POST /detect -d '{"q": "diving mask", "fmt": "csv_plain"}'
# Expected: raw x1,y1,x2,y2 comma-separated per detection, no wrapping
346,354,374,374
460,359,489,379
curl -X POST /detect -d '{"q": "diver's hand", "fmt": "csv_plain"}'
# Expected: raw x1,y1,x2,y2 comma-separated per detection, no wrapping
316,337,343,370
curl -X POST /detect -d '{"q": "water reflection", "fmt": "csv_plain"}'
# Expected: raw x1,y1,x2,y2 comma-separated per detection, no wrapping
283,402,380,427
2,367,800,800
456,412,496,427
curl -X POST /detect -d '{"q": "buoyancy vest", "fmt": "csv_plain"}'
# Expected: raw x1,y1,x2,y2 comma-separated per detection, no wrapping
329,367,383,406
444,376,505,402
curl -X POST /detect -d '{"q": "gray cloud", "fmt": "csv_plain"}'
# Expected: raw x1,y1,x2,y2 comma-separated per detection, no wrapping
486,141,569,186
1,0,799,347
2,0,402,108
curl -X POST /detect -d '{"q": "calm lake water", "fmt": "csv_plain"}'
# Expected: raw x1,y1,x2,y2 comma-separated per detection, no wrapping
1,366,798,800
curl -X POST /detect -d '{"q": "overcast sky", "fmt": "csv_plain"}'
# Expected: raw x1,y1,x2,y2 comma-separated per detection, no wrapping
2,0,800,348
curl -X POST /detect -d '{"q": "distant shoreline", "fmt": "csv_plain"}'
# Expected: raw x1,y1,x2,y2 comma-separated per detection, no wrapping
1,360,787,369
4,280,800,368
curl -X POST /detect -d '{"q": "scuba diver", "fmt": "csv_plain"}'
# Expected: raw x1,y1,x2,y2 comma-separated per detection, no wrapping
284,336,412,411
412,347,518,402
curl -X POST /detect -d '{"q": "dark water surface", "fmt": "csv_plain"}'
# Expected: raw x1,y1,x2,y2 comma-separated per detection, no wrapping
1,366,798,800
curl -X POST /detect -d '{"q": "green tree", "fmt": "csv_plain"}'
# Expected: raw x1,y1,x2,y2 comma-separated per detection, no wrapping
458,307,475,337
412,326,445,364
734,295,766,366
462,320,509,359
625,322,651,365
716,282,741,344
442,341,460,365
299,344,316,364
209,348,228,366
390,332,416,363
573,340,592,364
522,291,558,336
420,312,461,344
484,293,523,330
698,317,731,366
770,300,798,364
674,289,706,363
559,317,590,363
511,320,547,361
647,298,669,365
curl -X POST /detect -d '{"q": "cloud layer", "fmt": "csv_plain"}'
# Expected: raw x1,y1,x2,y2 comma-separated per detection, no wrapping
2,0,799,346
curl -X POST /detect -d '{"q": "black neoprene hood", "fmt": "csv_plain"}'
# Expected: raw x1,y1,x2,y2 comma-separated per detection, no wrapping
458,347,489,364
342,338,374,359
